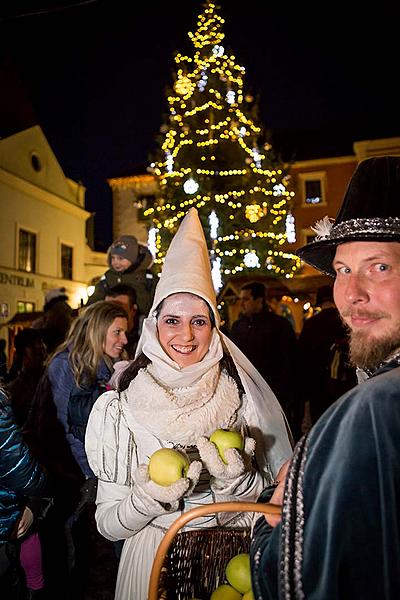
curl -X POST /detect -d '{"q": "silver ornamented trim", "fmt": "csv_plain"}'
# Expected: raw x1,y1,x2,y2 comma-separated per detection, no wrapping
382,347,400,367
363,347,400,378
311,216,400,243
330,217,400,239
280,433,309,600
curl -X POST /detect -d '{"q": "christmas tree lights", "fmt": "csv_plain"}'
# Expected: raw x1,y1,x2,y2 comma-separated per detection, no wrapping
145,0,301,288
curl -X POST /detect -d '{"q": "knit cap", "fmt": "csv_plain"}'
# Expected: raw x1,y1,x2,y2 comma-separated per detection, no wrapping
108,235,139,265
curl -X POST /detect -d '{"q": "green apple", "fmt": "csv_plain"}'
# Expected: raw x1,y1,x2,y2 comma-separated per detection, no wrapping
209,429,244,464
210,584,242,600
225,552,252,594
148,448,189,486
242,590,255,600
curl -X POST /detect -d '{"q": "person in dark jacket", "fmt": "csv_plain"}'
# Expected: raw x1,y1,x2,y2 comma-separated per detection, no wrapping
299,284,357,425
32,288,73,355
229,281,301,441
0,389,46,598
251,157,400,600
87,235,157,317
7,328,47,427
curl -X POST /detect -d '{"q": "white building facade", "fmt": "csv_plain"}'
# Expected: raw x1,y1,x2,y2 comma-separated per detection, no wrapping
0,126,107,344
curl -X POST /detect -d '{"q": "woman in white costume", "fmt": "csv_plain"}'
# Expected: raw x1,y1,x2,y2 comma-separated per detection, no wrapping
85,208,293,599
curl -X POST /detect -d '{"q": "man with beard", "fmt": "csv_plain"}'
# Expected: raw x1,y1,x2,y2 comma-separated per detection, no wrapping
250,156,400,599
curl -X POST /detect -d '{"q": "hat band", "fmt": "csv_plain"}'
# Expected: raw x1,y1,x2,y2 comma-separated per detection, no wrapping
329,217,400,240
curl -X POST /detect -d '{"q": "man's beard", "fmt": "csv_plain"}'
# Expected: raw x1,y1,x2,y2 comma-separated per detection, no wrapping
349,326,400,371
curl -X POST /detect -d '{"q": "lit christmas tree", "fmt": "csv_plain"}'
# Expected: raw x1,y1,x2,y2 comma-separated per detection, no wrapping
145,0,301,289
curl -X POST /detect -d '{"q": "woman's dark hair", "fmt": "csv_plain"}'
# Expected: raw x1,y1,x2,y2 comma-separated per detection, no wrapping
118,352,151,391
155,294,216,327
219,351,245,398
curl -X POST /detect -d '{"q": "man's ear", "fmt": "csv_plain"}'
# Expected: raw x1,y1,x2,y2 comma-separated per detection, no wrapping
132,303,138,314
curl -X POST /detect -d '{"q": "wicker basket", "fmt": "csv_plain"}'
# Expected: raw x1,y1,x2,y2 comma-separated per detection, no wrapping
148,501,281,600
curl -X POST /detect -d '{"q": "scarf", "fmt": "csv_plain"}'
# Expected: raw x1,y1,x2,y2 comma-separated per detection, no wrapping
125,363,241,445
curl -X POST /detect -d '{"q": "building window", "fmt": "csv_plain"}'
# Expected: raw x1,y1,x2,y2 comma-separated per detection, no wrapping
299,171,326,206
61,244,73,280
17,301,35,313
304,180,322,204
18,229,36,272
31,153,42,172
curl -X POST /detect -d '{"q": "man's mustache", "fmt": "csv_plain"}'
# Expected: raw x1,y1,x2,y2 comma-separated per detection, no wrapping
341,309,390,320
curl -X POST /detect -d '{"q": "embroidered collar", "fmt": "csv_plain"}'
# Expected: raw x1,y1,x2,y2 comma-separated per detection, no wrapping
359,347,400,380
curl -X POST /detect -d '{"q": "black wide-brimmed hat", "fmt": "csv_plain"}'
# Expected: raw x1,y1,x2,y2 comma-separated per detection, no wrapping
297,156,400,275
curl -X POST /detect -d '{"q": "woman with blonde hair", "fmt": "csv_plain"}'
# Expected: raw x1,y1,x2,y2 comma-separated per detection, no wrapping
48,300,129,479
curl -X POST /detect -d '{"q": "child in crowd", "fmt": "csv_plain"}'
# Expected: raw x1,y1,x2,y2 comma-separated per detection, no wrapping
86,235,157,317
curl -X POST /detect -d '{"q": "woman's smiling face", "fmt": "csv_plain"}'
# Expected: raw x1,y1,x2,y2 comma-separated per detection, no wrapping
156,292,213,367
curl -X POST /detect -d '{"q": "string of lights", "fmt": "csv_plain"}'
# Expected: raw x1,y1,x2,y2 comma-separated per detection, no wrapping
145,0,301,289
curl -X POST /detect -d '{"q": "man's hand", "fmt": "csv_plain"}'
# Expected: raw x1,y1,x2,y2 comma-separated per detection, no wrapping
266,459,291,528
16,506,34,538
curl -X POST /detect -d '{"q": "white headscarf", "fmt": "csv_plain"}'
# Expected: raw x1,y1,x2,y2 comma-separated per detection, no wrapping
133,208,292,475
141,317,223,388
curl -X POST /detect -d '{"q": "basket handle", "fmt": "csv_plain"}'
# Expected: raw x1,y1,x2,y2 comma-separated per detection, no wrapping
148,500,281,600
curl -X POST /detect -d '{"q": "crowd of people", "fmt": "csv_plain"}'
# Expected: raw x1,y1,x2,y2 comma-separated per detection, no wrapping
0,155,399,599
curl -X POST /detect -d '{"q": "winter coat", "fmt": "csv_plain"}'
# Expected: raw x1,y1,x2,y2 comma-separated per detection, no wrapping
0,390,46,544
299,306,357,423
47,349,112,477
7,367,45,428
87,244,157,317
229,308,302,439
35,297,73,354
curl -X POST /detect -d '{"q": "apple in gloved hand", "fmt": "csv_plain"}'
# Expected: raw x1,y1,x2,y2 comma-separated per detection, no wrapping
148,448,190,486
209,429,244,464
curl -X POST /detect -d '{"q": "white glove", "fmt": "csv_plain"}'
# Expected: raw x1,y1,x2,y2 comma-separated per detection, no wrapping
134,460,202,506
197,436,255,481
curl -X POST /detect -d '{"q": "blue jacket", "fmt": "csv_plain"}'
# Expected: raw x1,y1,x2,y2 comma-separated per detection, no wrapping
47,350,111,478
0,390,46,544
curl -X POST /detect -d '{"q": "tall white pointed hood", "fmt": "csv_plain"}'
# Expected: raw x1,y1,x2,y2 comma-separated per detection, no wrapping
149,207,220,325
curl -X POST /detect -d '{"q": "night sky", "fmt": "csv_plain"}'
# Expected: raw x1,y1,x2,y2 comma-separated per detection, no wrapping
2,0,400,250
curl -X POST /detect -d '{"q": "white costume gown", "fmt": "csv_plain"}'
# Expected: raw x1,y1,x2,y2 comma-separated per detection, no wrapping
86,379,280,600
